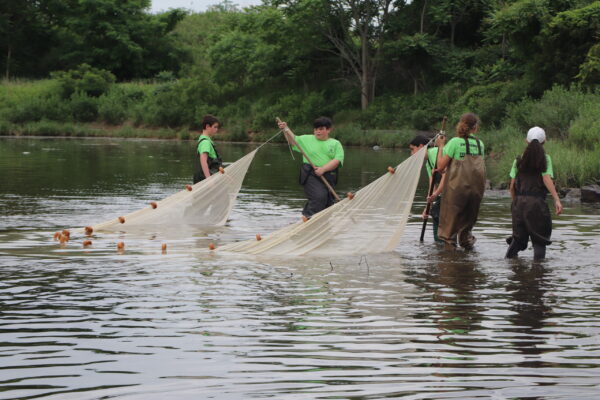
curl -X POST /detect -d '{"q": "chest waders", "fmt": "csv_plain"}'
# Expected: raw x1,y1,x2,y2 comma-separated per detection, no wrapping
505,158,552,260
438,137,486,249
193,138,223,184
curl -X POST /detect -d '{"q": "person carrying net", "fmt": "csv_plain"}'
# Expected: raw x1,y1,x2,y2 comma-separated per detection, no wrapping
277,117,344,219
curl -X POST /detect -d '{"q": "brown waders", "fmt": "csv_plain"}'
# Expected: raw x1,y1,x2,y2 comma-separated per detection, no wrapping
438,137,486,250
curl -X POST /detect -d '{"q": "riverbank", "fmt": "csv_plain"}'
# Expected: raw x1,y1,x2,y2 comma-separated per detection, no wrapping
2,81,599,190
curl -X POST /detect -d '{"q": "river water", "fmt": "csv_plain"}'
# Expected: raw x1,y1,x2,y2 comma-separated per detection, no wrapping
1,137,600,399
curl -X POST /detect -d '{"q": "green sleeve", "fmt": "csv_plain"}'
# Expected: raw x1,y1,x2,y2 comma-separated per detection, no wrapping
543,155,554,178
292,134,304,153
509,159,517,179
198,138,213,154
442,138,458,159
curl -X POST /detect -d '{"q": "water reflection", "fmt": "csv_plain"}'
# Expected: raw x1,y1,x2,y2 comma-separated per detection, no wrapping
507,261,551,361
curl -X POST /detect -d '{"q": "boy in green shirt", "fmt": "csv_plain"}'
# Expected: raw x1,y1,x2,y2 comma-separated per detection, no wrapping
193,115,223,184
278,117,344,218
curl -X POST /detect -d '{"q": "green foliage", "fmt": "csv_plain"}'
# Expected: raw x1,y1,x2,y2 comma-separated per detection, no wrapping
568,99,600,148
69,92,99,123
577,43,600,87
51,64,116,99
452,80,528,126
504,85,591,139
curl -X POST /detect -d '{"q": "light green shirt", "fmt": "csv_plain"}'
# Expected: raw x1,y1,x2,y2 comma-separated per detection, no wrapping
442,136,485,160
509,154,554,179
197,134,217,159
293,135,344,167
425,147,439,178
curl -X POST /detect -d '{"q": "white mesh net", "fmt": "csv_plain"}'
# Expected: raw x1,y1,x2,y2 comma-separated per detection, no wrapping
89,149,258,232
218,146,426,256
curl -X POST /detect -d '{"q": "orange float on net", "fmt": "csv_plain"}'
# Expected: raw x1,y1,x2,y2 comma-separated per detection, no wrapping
347,192,355,200
161,243,167,253
219,167,225,174
53,232,61,241
59,234,68,244
256,233,262,241
185,184,193,191
387,166,395,174
83,240,92,247
117,241,125,250
208,243,216,250
118,216,125,224
62,229,71,239
150,202,158,209
84,226,94,236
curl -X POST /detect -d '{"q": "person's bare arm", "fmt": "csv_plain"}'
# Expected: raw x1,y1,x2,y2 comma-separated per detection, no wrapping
509,178,516,201
200,152,211,178
543,174,563,215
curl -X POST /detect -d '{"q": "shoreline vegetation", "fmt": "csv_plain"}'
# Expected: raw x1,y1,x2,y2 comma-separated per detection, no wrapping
1,80,598,192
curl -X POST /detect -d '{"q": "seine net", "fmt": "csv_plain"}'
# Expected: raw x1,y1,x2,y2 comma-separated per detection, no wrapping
89,149,258,232
218,146,426,256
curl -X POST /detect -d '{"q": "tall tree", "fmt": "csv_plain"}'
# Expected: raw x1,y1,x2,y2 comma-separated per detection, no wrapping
273,0,403,109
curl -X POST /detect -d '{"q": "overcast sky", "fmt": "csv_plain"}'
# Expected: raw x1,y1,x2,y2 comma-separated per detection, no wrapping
151,0,263,13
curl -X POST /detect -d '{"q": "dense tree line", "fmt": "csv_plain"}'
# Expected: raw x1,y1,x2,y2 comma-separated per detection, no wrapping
1,0,598,131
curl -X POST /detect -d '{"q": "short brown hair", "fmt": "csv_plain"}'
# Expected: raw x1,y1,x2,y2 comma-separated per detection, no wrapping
202,115,220,130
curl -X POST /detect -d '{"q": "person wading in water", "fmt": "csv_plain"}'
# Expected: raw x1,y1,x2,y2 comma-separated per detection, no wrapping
193,115,223,184
278,116,344,219
434,113,486,250
505,126,563,260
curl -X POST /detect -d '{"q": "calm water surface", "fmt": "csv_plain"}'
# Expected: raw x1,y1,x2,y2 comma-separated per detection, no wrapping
1,137,600,399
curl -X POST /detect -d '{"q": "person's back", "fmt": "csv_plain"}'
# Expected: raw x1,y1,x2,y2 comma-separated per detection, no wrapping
435,113,486,250
506,127,562,260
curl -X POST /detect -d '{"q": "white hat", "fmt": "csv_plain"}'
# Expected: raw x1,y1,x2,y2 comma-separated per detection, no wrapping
527,126,546,143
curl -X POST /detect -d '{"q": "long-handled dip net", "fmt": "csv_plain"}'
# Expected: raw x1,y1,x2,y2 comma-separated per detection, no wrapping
218,146,427,256
88,148,259,232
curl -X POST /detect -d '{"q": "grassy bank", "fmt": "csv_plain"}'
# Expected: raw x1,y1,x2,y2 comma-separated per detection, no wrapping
2,79,598,189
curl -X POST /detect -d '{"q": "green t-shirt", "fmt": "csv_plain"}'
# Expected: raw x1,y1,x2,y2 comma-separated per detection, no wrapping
509,154,554,179
425,147,439,178
197,135,217,159
293,135,344,167
442,136,485,160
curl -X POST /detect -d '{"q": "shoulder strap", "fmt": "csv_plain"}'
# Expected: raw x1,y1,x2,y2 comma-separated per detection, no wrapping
464,137,470,155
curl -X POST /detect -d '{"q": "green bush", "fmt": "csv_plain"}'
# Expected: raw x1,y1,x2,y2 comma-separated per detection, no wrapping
69,92,99,122
51,64,116,99
504,85,590,139
452,80,528,127
568,99,600,148
98,91,129,125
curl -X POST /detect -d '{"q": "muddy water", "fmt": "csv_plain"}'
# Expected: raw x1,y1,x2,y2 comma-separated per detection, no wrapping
1,137,600,399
